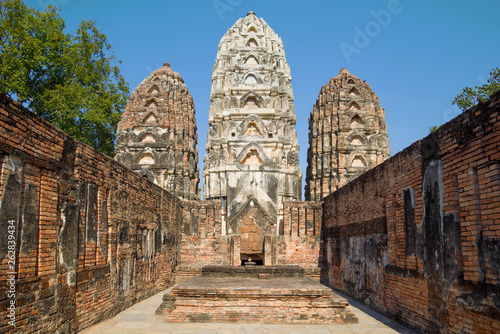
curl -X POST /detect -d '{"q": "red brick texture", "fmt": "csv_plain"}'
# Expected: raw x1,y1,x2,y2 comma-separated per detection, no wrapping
322,91,500,333
158,266,358,324
0,94,181,333
2,87,500,332
177,200,325,281
164,278,353,324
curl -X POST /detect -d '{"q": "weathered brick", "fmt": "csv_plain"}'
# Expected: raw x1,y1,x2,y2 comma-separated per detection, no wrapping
0,94,181,333
321,91,500,333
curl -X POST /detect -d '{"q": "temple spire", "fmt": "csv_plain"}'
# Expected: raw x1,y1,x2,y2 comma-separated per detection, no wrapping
203,12,302,245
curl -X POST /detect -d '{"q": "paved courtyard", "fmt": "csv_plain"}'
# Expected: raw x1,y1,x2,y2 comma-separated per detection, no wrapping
80,289,417,334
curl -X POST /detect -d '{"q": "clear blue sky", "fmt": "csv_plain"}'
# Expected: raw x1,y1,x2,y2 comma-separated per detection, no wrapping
24,0,500,198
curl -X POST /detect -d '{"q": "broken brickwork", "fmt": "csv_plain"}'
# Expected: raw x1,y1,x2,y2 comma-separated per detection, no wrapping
322,91,500,333
0,94,181,333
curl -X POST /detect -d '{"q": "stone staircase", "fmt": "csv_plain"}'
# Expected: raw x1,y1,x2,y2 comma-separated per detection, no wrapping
156,266,358,324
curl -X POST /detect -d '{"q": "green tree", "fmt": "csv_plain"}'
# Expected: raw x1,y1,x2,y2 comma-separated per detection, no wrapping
452,67,500,111
0,0,129,156
430,67,499,133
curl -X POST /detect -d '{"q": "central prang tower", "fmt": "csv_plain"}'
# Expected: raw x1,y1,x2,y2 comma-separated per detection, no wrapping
203,11,302,243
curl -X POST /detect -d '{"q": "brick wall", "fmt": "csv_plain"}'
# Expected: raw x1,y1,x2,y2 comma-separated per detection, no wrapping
177,200,325,281
4,87,499,333
0,94,181,333
323,91,500,333
176,200,232,282
278,201,324,278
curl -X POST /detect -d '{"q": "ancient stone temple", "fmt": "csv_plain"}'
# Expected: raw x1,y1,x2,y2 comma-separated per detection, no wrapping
203,11,302,254
115,63,200,200
3,7,500,333
305,68,390,201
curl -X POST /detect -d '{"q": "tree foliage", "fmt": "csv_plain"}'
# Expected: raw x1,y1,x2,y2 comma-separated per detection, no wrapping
430,67,499,133
0,0,129,156
429,125,440,133
452,67,500,111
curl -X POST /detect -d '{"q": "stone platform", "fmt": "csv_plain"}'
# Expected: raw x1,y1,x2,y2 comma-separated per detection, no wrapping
157,266,358,324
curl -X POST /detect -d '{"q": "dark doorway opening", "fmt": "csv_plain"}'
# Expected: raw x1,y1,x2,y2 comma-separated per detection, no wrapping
241,253,264,266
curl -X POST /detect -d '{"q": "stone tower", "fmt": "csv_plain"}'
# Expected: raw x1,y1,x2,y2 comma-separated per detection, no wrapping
203,11,302,242
305,68,390,201
115,63,200,200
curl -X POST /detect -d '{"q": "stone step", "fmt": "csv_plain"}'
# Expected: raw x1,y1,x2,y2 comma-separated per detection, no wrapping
200,265,304,278
157,273,358,324
177,265,329,283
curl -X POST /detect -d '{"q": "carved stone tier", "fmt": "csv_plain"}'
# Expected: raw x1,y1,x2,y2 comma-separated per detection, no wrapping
305,68,390,201
115,63,199,199
203,11,302,251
